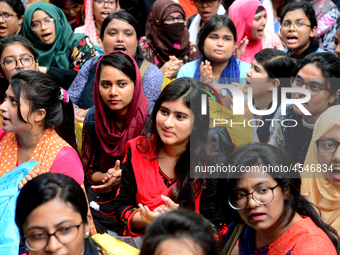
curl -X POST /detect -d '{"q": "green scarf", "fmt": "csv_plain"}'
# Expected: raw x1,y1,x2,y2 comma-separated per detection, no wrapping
23,2,86,69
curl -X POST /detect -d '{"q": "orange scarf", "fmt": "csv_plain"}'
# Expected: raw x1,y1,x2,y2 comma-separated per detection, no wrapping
0,128,70,178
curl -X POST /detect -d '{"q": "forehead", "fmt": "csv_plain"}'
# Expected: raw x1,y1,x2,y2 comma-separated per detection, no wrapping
167,11,182,17
236,171,276,188
1,43,32,59
283,8,309,21
297,63,324,79
32,10,51,20
319,125,340,140
99,65,132,81
160,98,191,113
0,1,15,12
208,26,233,36
254,10,266,18
106,18,135,31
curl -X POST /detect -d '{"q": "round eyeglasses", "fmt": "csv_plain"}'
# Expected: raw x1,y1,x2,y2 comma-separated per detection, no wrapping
0,12,17,22
94,0,116,9
290,77,331,96
164,14,185,24
30,18,55,31
0,55,34,70
22,223,83,251
316,139,340,153
281,22,312,29
192,0,218,7
228,184,280,210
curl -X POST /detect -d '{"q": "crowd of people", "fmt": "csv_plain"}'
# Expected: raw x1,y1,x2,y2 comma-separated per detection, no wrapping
1,0,340,254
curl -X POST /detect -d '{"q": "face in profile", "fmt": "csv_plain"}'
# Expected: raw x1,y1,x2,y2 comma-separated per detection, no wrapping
98,65,135,117
156,98,194,148
22,197,90,255
317,125,340,187
0,42,38,81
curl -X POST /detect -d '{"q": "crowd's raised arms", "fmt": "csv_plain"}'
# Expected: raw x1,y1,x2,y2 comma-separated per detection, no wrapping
0,0,339,254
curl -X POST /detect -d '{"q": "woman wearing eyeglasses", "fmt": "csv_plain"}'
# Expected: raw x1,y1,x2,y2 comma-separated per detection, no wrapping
16,173,105,255
216,143,340,254
22,2,96,90
139,0,199,79
302,105,340,233
269,52,340,164
280,2,324,60
0,0,24,38
0,34,38,101
75,0,119,55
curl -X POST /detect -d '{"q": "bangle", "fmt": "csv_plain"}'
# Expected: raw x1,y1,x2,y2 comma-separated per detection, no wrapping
76,109,84,117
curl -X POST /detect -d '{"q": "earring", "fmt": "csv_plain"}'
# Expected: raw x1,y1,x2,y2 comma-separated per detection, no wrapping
85,231,89,237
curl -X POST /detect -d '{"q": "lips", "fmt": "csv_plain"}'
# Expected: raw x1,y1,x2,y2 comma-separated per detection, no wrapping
42,33,52,42
0,25,6,33
163,129,174,136
287,35,298,44
331,169,340,179
109,100,120,104
214,50,224,54
1,115,10,123
249,212,266,221
101,11,110,20
114,45,126,52
201,11,210,19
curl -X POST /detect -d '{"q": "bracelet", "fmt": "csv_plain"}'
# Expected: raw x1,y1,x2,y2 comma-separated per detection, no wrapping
76,109,84,117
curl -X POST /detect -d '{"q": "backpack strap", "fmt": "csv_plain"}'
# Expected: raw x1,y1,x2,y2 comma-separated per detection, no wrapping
186,14,197,29
139,60,151,78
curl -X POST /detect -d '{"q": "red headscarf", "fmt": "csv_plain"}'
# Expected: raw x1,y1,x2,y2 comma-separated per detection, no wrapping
94,51,149,158
228,0,266,64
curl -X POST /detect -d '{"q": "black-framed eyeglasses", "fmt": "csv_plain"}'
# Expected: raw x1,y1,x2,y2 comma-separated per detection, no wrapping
282,22,312,29
0,12,17,21
316,139,340,153
164,14,185,24
30,18,55,31
22,223,83,251
191,0,218,7
94,0,116,9
290,77,331,96
0,55,34,70
228,184,280,210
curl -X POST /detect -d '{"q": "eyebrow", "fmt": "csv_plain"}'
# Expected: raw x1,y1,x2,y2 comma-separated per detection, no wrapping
160,105,189,116
4,53,32,59
253,64,263,72
235,180,270,191
26,220,74,231
296,75,325,86
283,18,306,22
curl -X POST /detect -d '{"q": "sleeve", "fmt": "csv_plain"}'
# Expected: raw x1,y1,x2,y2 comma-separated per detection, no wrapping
292,235,338,255
80,118,101,183
46,67,77,90
142,64,163,101
114,149,143,235
68,57,97,106
49,146,84,185
176,61,196,79
70,36,97,73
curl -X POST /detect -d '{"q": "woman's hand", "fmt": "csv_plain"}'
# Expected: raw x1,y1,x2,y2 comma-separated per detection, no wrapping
91,160,121,193
161,56,183,79
74,108,89,123
200,60,213,85
18,169,40,189
234,36,249,59
38,66,48,73
138,195,179,225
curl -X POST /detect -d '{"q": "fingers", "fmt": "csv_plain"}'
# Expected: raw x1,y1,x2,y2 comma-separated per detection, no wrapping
114,160,121,170
18,169,40,189
161,195,179,210
138,204,155,224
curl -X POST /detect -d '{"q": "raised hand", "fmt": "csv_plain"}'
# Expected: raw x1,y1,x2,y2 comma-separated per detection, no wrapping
91,160,122,193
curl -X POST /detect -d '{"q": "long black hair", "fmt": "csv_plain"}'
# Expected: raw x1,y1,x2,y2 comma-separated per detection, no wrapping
139,77,213,208
0,0,24,19
216,143,340,250
10,70,78,153
140,210,221,255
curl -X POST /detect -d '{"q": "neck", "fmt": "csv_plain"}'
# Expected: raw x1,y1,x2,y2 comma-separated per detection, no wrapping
302,113,319,125
254,92,274,111
16,25,21,35
210,60,229,79
255,212,302,249
291,41,311,59
16,127,44,151
95,21,102,32
161,143,187,159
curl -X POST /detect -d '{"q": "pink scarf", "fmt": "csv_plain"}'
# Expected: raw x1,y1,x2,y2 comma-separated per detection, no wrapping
229,0,265,64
